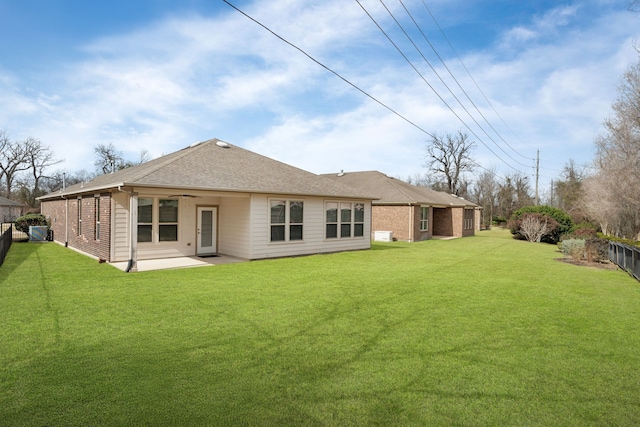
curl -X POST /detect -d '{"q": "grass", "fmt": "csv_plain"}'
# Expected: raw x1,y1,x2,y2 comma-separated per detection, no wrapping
1,229,639,426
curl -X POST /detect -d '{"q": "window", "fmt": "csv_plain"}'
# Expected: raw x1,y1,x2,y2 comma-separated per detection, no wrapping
354,203,364,237
270,199,304,242
340,203,352,238
326,201,365,239
420,207,429,231
77,197,82,236
95,196,101,240
289,201,304,241
158,199,178,241
138,198,153,242
464,209,474,230
326,202,338,238
270,200,286,242
137,197,179,243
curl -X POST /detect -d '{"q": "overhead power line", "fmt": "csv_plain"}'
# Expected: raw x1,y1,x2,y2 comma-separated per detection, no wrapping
419,0,534,162
358,0,528,174
400,0,534,165
222,0,435,139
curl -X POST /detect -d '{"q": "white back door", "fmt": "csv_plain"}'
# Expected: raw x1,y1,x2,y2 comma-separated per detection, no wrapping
197,207,217,255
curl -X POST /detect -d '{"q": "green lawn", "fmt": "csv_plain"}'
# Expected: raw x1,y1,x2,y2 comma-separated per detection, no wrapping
1,229,639,426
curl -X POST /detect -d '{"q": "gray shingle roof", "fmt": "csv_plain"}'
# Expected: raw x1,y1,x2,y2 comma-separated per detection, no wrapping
0,196,24,207
321,171,479,208
39,139,376,200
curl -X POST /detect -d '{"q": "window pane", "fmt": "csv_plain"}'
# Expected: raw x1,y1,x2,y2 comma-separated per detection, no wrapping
271,225,285,241
201,210,213,247
341,224,351,238
326,224,337,238
138,225,152,242
341,203,352,222
159,199,178,223
271,200,286,224
326,202,338,222
138,198,153,223
159,224,178,241
354,223,364,237
290,201,304,224
354,203,364,222
290,225,303,241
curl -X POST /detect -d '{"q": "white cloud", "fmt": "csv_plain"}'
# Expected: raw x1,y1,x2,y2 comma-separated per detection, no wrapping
0,0,638,190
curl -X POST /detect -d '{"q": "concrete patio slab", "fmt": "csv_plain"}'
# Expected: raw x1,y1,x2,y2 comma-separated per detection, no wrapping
111,254,246,272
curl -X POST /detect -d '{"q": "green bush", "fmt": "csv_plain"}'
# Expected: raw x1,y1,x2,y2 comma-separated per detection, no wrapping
560,239,585,260
600,233,640,248
14,214,49,233
510,206,573,244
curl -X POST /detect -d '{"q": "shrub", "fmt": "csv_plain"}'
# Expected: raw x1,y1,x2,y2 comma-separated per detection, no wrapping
14,213,49,233
600,233,640,248
561,239,586,260
510,206,573,244
585,237,609,263
509,213,560,243
562,228,598,240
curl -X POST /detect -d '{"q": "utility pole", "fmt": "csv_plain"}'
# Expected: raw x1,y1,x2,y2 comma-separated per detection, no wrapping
535,149,540,205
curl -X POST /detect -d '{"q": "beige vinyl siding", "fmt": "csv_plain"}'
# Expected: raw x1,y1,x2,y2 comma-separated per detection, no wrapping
136,195,219,260
248,194,371,260
219,196,251,259
111,191,130,262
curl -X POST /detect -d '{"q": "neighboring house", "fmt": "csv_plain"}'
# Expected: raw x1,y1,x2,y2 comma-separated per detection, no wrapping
39,139,375,271
0,196,24,223
322,171,481,242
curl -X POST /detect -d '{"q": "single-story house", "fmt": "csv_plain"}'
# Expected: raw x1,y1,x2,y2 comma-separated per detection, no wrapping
39,139,376,271
0,196,24,223
321,171,481,242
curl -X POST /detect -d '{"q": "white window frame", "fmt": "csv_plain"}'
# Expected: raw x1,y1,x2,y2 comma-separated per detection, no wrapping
269,199,304,243
420,206,429,231
325,201,365,239
94,195,101,241
77,196,83,236
137,197,179,243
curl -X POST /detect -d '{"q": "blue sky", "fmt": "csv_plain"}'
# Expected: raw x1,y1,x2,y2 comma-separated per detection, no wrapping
1,0,639,195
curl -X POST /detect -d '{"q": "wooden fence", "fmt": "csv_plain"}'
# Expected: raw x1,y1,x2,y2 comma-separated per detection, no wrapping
609,241,640,281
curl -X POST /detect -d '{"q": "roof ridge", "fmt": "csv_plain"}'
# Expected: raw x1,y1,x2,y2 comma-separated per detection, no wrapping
125,139,214,182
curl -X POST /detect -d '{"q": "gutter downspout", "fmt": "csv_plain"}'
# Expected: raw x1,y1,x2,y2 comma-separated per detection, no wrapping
408,203,414,243
64,197,68,247
118,186,138,273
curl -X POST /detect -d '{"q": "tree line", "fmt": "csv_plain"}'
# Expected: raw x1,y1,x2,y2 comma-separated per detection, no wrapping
0,136,149,211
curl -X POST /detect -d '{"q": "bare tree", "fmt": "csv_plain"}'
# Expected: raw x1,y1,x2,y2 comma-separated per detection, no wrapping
494,172,534,220
94,143,124,174
519,214,548,242
472,168,499,228
585,57,640,239
0,131,31,198
15,138,63,208
425,131,475,195
95,144,152,174
554,159,585,221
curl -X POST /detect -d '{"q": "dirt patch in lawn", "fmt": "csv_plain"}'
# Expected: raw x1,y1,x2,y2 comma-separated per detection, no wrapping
555,257,619,271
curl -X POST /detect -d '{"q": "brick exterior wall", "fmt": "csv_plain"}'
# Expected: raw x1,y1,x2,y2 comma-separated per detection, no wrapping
372,205,432,242
41,194,112,261
432,207,453,236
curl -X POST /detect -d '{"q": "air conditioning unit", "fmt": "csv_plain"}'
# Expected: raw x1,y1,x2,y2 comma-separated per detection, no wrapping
29,226,48,242
374,231,393,242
